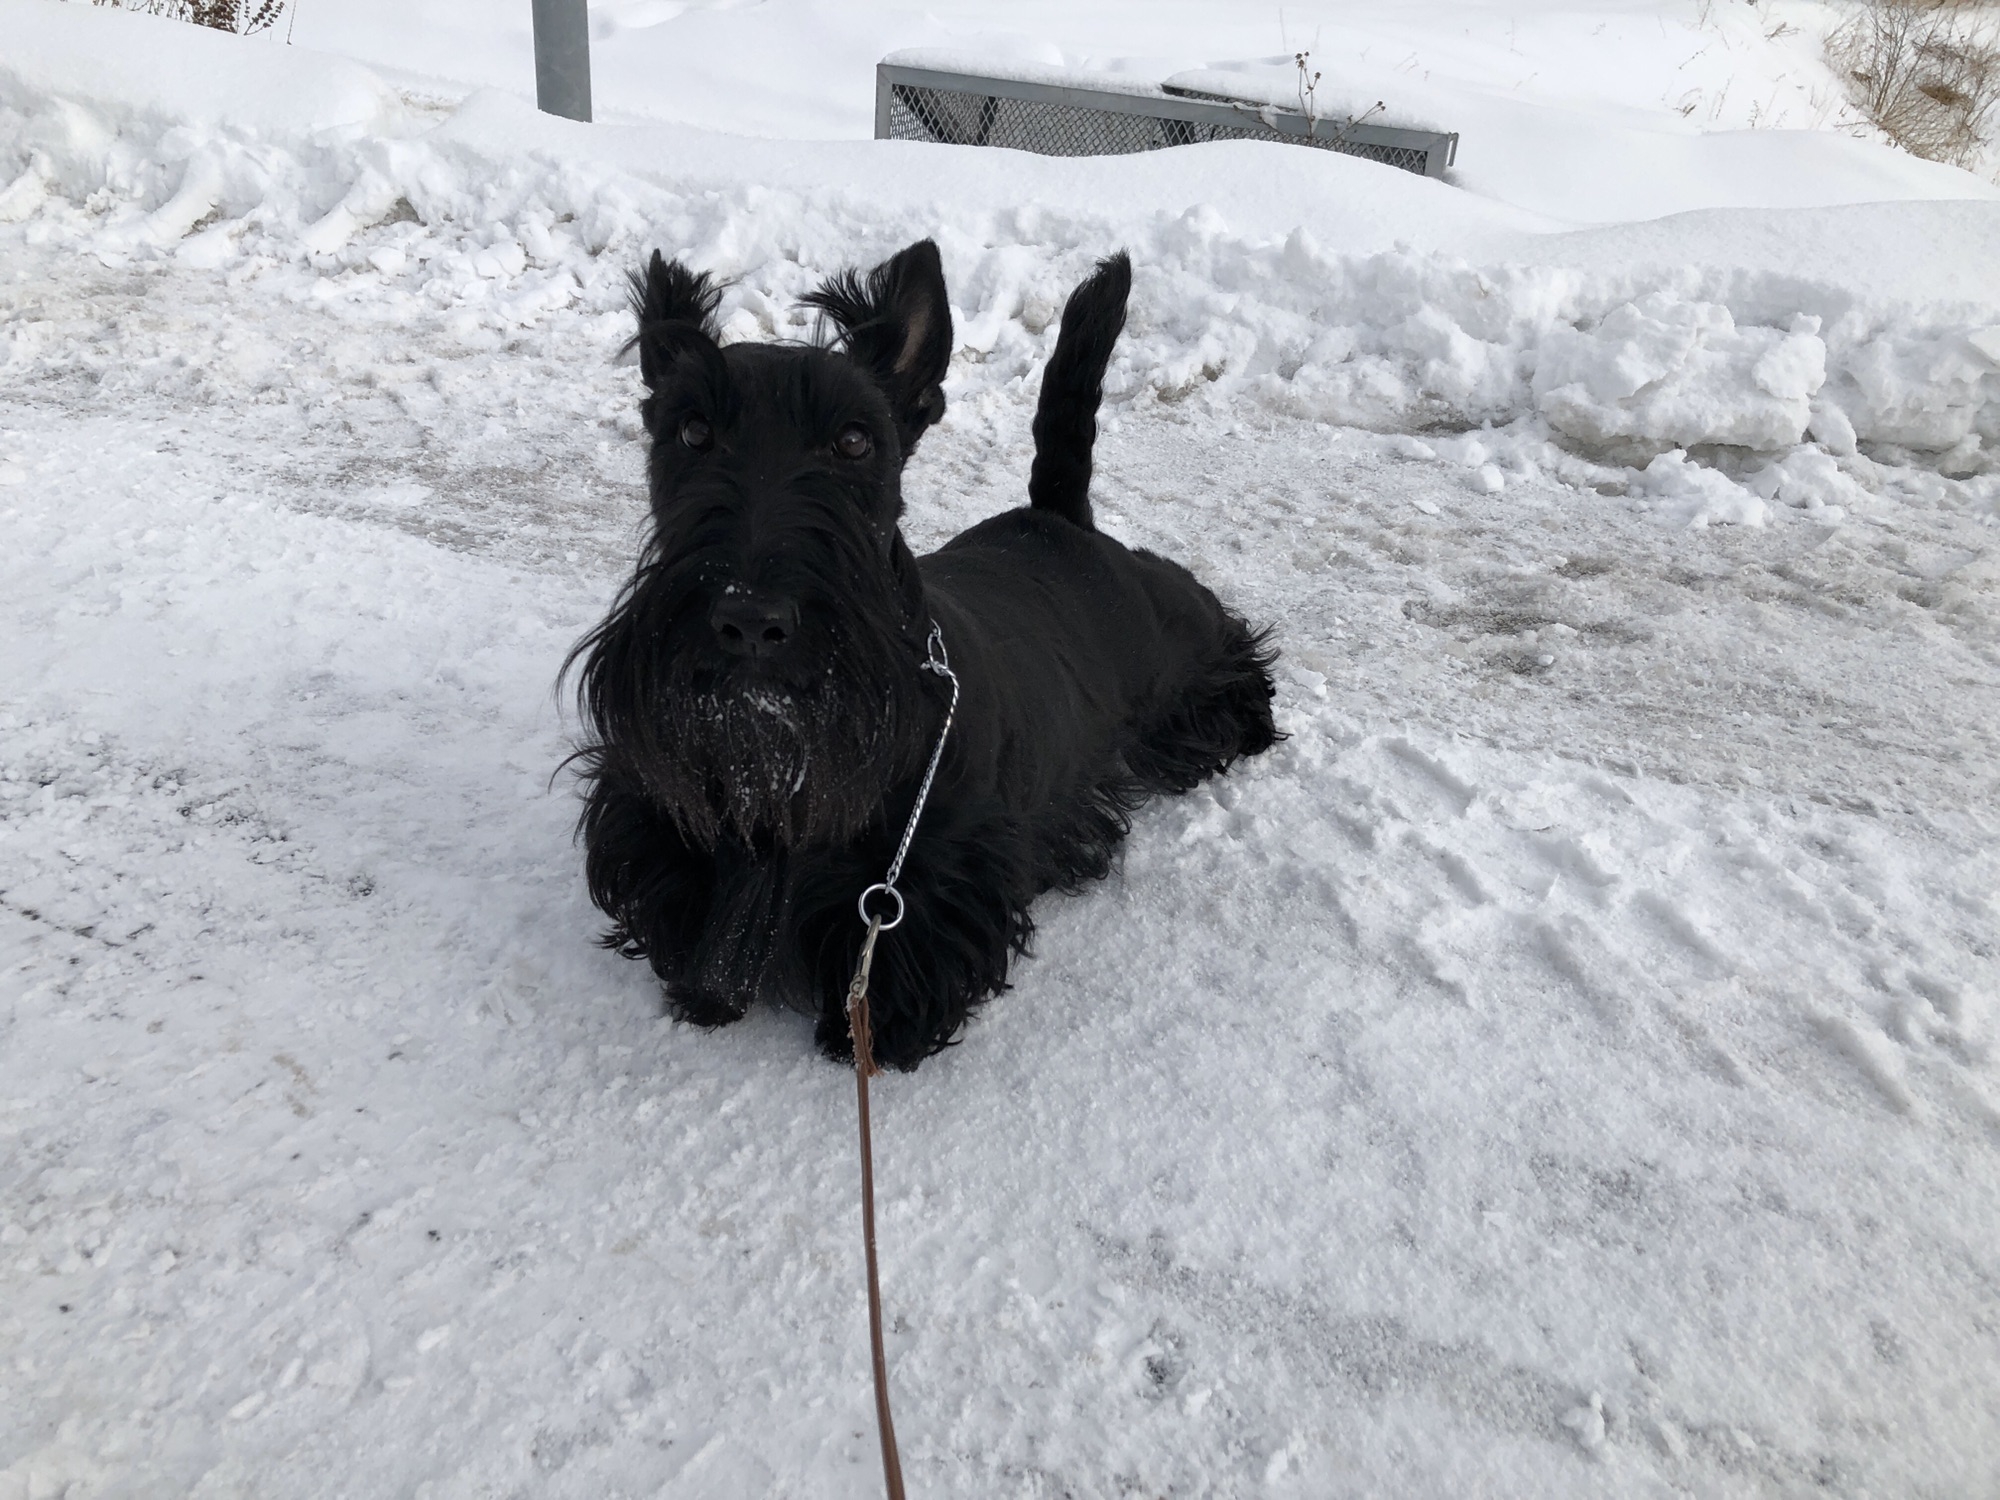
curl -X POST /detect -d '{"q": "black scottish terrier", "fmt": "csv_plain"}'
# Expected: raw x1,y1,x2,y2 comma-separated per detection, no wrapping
568,239,1277,1069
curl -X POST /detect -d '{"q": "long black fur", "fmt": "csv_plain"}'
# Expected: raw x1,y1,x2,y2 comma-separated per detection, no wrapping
1029,251,1130,528
568,239,1279,1068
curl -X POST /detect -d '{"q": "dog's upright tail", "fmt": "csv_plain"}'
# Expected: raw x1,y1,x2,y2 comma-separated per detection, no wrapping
1028,251,1131,530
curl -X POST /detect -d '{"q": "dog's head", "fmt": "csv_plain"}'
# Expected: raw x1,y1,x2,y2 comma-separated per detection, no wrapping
571,240,955,849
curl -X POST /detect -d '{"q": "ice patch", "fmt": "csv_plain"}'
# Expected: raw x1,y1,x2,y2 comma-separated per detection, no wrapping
354,481,434,510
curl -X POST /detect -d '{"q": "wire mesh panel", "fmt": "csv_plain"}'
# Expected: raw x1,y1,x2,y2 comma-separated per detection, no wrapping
877,63,1456,178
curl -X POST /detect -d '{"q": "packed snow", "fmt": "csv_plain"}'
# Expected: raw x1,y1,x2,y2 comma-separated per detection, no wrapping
2,0,1998,1495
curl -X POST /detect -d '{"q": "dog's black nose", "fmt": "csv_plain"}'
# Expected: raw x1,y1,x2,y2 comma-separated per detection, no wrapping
710,592,799,658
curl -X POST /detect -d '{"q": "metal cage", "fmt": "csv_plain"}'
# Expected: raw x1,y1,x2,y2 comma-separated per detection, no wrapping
875,61,1457,178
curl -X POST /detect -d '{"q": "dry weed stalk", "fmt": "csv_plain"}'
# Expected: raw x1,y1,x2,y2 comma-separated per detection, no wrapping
90,0,285,35
1827,0,2000,169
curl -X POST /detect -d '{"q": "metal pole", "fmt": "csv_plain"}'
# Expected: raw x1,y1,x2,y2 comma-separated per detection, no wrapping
532,0,593,123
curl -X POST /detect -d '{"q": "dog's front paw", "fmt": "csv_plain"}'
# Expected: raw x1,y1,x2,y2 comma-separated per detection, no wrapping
813,1000,953,1073
667,983,752,1030
813,1007,857,1065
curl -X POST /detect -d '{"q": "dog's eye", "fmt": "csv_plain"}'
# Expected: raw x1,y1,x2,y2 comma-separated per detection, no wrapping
679,415,714,452
835,424,873,461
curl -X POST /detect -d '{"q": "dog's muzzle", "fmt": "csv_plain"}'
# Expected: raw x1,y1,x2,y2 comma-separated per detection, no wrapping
709,590,799,660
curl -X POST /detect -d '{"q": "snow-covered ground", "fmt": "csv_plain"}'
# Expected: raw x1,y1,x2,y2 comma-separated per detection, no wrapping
3,1,1999,1495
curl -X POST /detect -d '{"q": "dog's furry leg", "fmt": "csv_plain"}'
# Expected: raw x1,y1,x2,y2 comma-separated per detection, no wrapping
679,841,802,1024
802,800,1036,1070
1126,614,1281,794
582,764,815,1026
1028,252,1132,531
579,763,714,988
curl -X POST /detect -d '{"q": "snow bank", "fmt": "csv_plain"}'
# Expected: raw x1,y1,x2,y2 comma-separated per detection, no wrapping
1161,54,2000,226
6,0,2000,524
0,4,401,137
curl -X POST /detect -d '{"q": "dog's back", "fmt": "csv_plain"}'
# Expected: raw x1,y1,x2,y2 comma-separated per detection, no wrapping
927,246,1276,868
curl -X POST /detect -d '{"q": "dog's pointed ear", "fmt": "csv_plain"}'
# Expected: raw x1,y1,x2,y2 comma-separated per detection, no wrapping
628,250,723,389
803,239,953,454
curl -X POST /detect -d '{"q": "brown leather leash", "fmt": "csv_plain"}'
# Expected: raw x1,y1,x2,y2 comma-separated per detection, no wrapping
845,917,903,1498
845,620,958,1500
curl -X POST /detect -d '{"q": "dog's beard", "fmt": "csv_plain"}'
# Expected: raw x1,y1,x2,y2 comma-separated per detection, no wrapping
570,535,932,854
646,674,898,848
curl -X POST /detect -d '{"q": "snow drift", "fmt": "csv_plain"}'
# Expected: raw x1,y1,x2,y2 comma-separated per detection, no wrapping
6,0,2000,528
